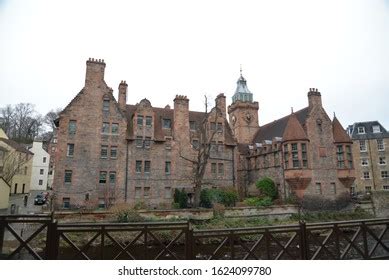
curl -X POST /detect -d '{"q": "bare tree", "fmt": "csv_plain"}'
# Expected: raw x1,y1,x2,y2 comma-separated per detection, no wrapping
43,109,61,132
0,149,31,185
0,105,14,136
179,96,221,207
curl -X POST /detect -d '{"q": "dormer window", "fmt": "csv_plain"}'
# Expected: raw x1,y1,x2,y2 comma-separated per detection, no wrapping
372,125,381,133
163,119,171,129
358,126,365,134
103,98,110,111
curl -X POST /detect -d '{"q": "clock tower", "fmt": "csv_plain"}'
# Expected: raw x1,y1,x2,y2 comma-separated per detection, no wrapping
228,70,259,144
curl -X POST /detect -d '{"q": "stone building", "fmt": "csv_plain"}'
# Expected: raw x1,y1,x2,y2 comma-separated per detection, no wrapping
232,81,355,202
53,58,236,209
53,58,355,209
347,121,389,193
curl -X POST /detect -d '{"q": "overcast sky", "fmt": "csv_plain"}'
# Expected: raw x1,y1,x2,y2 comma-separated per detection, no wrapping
0,0,388,129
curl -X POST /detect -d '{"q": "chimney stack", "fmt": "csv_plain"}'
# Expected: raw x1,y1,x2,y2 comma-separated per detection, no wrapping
308,88,322,108
215,93,226,118
118,80,128,111
85,58,106,86
173,95,190,144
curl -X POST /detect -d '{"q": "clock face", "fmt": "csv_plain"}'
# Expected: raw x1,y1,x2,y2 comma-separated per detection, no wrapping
244,112,253,124
231,115,236,125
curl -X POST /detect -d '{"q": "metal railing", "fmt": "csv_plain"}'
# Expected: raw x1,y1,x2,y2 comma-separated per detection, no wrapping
0,215,388,260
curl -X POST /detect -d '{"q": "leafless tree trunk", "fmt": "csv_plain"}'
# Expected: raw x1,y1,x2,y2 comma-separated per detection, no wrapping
179,96,221,207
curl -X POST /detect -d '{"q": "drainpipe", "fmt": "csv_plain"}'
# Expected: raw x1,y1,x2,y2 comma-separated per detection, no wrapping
367,138,376,190
125,139,129,202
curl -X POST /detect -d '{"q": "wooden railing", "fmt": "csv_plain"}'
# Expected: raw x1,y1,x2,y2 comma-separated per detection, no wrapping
0,215,388,260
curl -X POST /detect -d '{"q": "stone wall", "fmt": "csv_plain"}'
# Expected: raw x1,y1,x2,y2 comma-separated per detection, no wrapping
372,191,389,217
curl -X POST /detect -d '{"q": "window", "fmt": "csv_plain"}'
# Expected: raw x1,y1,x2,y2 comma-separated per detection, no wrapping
211,163,217,175
144,161,151,173
137,115,143,126
359,140,367,152
85,193,89,201
103,99,110,111
146,116,152,127
383,186,389,191
381,171,389,179
210,122,216,131
43,157,47,163
218,163,224,175
40,169,44,175
346,145,353,168
144,137,151,148
361,158,369,166
110,146,117,159
165,138,172,150
350,186,356,195
218,141,224,153
67,143,74,157
377,139,384,151
190,121,196,131
63,198,70,209
292,143,299,168
136,136,143,147
337,145,345,168
217,122,223,132
365,186,372,193
363,172,370,179
301,143,308,168
379,157,386,165
165,187,172,199
98,198,105,209
315,183,322,194
135,187,141,198
144,187,150,197
100,145,108,158
135,161,142,173
109,171,116,184
64,170,72,183
211,141,217,152
372,125,381,133
68,120,77,134
102,122,110,134
99,171,107,184
111,123,119,134
163,119,171,129
358,126,365,134
39,179,43,186
192,139,199,150
165,161,171,174
330,183,336,194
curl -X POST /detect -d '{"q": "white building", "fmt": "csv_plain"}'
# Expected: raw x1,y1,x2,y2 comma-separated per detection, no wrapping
29,141,50,191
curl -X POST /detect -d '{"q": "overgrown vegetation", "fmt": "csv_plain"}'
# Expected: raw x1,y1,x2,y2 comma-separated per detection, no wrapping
200,188,238,208
173,188,188,209
242,177,278,207
112,204,145,223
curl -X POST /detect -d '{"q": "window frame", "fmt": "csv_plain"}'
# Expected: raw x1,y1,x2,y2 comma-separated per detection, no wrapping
67,143,74,157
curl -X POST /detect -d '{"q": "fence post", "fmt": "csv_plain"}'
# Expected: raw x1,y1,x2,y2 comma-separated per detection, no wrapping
361,222,369,259
299,221,308,260
229,230,235,260
0,217,5,255
46,219,59,260
185,222,194,260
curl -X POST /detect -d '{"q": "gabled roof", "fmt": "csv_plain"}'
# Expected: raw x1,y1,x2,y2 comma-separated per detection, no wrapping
253,107,309,143
282,113,308,142
0,138,33,155
332,117,352,143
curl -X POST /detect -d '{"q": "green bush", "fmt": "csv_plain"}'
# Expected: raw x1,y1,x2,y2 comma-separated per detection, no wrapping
256,177,277,199
173,188,188,208
244,196,273,207
200,188,238,208
115,208,145,223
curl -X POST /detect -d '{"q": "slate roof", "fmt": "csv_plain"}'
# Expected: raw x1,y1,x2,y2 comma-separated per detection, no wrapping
348,121,389,140
332,117,352,143
253,107,309,143
282,113,308,142
0,138,34,155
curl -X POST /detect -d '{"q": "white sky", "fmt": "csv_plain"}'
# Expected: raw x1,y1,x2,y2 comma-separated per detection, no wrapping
0,0,388,129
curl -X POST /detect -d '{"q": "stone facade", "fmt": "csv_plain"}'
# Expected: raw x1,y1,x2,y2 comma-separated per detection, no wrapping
53,59,355,209
347,121,389,193
53,59,236,209
235,88,355,202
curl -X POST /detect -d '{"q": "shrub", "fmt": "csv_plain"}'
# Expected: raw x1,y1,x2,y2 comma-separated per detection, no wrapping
173,188,188,208
200,188,238,208
113,206,145,223
244,196,273,207
256,177,277,199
